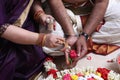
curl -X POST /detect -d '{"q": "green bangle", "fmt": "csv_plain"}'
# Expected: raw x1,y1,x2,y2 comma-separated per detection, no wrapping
79,32,89,40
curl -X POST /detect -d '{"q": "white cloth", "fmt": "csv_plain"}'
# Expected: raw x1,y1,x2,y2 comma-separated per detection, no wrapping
41,0,120,56
92,0,120,46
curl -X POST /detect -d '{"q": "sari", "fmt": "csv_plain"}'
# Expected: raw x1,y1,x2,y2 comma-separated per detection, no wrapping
0,0,46,80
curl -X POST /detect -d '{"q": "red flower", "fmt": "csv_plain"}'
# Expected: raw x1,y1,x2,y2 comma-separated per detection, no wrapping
47,69,58,78
69,50,78,59
96,68,110,80
45,57,53,62
87,56,92,60
63,74,72,80
76,73,84,77
87,78,95,80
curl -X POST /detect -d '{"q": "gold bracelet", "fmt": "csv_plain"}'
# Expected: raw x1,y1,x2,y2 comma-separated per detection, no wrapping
34,10,45,21
37,33,45,46
42,34,46,46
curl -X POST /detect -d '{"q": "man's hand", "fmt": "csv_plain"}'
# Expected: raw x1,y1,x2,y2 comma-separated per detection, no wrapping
76,35,88,58
66,36,78,47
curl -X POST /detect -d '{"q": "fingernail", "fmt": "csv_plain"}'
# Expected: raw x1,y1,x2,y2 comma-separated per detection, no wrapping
78,53,80,56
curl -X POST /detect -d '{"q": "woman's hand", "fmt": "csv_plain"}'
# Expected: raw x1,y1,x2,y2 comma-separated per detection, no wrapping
44,34,65,48
38,14,55,26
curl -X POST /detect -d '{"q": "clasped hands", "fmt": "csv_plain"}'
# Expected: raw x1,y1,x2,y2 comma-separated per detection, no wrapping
42,34,87,67
38,14,87,67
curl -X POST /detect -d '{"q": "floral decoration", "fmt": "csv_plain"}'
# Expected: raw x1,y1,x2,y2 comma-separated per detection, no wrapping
43,57,58,79
43,57,120,80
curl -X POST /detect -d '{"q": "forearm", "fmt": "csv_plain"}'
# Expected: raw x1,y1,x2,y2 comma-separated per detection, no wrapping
63,0,86,3
32,0,44,14
1,25,39,45
83,0,108,35
48,0,75,35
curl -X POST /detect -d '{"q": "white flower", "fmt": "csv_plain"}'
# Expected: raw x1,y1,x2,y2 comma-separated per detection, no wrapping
44,61,57,71
42,58,120,80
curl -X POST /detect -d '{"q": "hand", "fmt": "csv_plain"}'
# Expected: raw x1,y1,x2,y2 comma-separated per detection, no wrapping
63,0,87,4
44,34,65,48
66,36,78,47
38,14,55,26
61,36,77,53
76,35,88,59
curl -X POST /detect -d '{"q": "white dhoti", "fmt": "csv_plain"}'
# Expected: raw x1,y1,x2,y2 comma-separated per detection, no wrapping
40,0,120,56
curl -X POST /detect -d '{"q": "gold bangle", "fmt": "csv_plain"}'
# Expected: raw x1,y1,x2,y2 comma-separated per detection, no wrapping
37,33,45,46
42,34,46,46
34,10,45,21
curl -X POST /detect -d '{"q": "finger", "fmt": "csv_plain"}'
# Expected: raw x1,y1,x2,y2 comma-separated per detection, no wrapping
52,43,61,47
77,44,81,57
56,37,65,42
70,59,78,68
60,42,71,52
53,39,64,47
79,46,87,58
49,43,56,48
56,39,64,45
47,16,53,19
60,41,68,52
64,49,70,65
60,46,66,52
80,50,87,58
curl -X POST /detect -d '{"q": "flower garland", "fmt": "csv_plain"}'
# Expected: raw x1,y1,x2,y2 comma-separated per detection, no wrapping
43,58,120,80
42,52,120,80
43,57,58,79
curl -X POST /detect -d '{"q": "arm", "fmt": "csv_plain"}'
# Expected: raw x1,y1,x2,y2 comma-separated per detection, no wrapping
63,0,86,3
83,0,108,35
32,0,54,26
1,25,39,45
0,0,64,48
0,1,39,45
76,0,109,58
48,0,78,47
1,25,64,47
48,0,75,35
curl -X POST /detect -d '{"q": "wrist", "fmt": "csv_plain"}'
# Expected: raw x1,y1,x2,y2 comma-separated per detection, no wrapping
34,10,45,22
79,32,89,40
65,34,77,38
37,33,46,46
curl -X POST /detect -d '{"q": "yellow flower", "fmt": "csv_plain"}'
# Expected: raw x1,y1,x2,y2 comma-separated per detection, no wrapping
71,75,78,80
96,72,101,77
